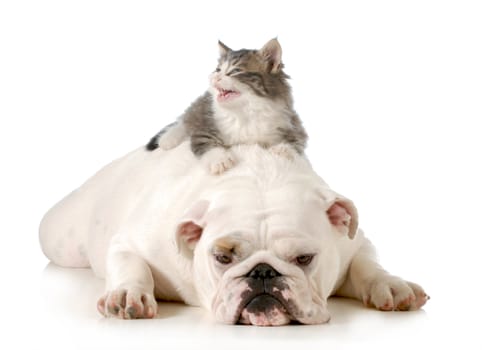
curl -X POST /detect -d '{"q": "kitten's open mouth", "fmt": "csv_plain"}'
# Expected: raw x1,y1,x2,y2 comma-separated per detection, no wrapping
217,88,241,102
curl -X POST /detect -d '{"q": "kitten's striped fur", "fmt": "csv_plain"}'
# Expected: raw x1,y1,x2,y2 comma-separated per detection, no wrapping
146,39,307,174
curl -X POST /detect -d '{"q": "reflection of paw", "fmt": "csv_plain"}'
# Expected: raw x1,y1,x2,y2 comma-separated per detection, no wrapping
270,143,297,160
97,288,157,319
201,148,236,175
363,276,429,311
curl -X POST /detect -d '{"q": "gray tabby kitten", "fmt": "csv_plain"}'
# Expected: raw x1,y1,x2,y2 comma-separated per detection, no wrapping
146,38,307,175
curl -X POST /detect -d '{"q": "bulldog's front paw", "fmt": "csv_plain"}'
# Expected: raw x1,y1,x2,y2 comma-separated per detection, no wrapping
201,148,236,175
362,276,429,311
269,143,297,160
97,288,158,319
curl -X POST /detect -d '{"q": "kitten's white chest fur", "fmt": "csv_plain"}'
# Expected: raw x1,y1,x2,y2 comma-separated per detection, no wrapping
213,97,290,147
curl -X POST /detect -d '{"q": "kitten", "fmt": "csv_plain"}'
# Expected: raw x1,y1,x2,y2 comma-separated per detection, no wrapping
146,38,307,175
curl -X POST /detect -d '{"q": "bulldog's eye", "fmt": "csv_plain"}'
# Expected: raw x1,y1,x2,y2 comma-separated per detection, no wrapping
215,254,232,265
295,254,314,266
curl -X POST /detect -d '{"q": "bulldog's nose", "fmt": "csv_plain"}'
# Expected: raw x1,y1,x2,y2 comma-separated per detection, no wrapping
247,263,281,280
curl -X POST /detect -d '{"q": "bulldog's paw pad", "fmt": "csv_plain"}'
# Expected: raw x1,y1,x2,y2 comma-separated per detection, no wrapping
270,143,297,160
363,277,429,311
408,281,430,309
97,289,158,319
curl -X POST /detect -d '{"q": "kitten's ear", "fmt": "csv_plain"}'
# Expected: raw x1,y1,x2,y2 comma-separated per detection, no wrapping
259,38,283,73
218,40,231,58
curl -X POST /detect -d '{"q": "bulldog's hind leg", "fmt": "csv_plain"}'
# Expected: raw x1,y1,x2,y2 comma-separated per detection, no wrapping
97,247,158,319
39,190,90,268
336,239,429,311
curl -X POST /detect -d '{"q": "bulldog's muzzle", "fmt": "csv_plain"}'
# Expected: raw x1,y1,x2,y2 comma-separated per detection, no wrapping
237,263,299,326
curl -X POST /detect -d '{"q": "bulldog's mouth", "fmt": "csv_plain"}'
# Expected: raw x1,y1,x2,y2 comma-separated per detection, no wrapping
237,293,293,326
213,263,331,326
216,88,241,102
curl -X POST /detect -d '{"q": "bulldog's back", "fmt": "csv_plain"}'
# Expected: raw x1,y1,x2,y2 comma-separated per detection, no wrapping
39,142,326,276
39,143,204,270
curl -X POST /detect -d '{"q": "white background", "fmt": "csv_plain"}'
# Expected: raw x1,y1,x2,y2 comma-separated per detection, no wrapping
1,0,481,349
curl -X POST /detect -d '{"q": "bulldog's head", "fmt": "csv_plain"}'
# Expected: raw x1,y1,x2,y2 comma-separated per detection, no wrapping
175,184,358,326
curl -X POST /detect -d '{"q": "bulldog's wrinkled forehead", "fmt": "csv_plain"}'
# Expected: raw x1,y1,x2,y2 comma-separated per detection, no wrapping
196,151,337,250
202,184,331,247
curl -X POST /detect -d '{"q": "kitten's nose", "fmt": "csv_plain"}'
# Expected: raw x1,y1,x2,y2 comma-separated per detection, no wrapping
247,263,281,280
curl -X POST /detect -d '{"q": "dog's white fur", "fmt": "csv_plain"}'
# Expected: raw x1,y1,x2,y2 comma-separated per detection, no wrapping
39,143,428,325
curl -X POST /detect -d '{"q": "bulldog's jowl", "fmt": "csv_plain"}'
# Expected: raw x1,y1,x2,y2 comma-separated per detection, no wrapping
237,263,301,324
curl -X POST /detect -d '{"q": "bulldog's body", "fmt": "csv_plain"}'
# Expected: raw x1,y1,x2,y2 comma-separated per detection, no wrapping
39,143,428,325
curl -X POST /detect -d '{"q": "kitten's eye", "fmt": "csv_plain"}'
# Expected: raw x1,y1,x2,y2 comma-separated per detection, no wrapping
215,254,232,265
295,254,314,266
229,68,242,75
214,67,221,73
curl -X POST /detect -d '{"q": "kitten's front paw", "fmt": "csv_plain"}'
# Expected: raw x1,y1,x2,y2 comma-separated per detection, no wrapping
362,276,429,311
201,148,236,175
97,288,158,319
270,143,298,160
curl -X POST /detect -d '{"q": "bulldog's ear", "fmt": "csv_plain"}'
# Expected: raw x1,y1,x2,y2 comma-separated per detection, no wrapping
176,200,210,252
326,197,359,239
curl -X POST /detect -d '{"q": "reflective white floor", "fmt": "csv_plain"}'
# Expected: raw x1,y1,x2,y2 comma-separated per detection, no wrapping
2,1,481,348
3,262,472,350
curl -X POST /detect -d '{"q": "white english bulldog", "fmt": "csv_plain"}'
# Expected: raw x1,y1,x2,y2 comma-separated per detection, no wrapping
39,143,428,326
